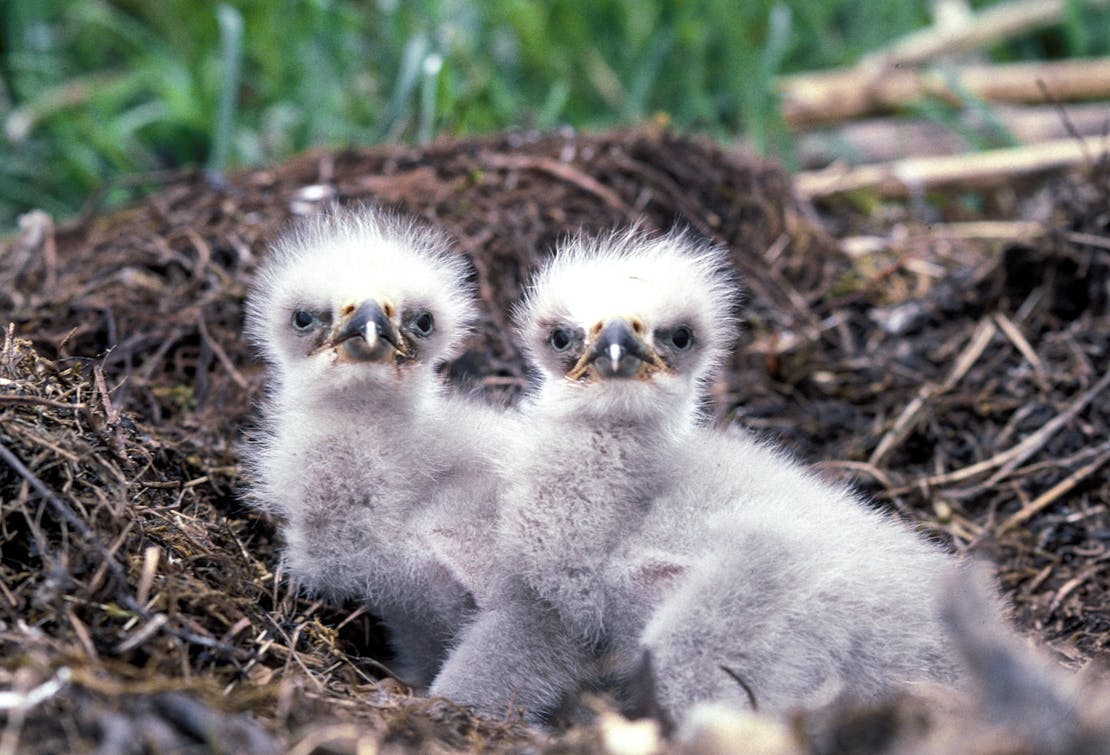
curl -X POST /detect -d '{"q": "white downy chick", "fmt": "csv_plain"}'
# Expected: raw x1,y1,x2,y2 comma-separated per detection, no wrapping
501,228,738,642
243,208,509,686
672,565,1102,755
434,228,1008,729
430,229,738,721
637,427,980,722
494,234,997,724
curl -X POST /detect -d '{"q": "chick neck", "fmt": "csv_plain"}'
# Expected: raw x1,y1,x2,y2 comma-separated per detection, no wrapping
278,361,441,431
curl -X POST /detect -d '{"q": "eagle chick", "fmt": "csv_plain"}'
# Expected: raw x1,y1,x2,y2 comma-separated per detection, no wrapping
243,208,508,686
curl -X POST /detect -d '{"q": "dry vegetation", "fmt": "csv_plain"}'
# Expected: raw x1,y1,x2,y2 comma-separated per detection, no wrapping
1,126,1107,752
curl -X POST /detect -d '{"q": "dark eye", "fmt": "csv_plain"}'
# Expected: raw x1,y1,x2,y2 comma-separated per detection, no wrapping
550,328,572,352
291,310,316,331
412,312,435,336
670,326,693,350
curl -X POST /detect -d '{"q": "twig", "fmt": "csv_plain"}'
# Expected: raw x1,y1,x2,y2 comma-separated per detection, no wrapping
0,438,111,560
197,313,249,391
798,103,1110,168
0,437,234,657
64,607,98,661
993,313,1050,390
136,545,161,608
796,135,1110,198
262,613,326,692
1064,230,1110,251
861,0,1110,69
609,153,717,240
910,369,1110,489
334,605,369,632
982,371,1110,487
811,459,896,489
0,668,71,711
116,613,169,653
782,57,1110,131
482,154,632,216
869,318,996,467
996,441,1110,534
1046,564,1100,616
93,365,119,425
0,395,87,411
838,222,1046,259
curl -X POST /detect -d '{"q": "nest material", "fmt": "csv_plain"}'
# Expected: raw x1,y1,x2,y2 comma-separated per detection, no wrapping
1,126,1107,752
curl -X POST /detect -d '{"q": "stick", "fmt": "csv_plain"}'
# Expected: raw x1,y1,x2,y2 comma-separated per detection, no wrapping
481,154,632,216
197,313,249,391
913,369,1110,489
797,103,1110,168
869,318,997,467
796,135,1110,198
996,442,1110,534
0,395,87,410
780,57,1110,131
860,0,1110,69
993,313,1050,390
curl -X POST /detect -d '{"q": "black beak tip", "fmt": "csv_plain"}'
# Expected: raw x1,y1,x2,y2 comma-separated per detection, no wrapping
338,301,398,345
592,320,646,378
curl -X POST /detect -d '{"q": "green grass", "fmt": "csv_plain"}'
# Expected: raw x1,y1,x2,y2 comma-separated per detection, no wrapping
2,0,1108,230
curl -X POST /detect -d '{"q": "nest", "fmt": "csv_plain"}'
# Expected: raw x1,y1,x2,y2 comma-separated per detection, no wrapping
1,126,1107,752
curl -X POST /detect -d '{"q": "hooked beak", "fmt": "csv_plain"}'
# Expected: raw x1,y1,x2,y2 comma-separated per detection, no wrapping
567,319,666,380
325,300,411,362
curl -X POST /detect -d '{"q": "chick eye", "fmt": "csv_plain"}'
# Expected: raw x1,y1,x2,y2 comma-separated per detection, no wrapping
549,328,572,352
291,310,316,332
412,312,435,336
670,326,693,350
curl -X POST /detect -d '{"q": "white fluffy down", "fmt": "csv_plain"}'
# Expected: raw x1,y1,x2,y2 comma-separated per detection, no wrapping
242,207,512,688
432,228,745,721
432,227,1001,727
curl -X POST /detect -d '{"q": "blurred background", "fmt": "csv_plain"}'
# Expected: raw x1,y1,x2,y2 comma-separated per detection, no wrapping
2,0,1109,231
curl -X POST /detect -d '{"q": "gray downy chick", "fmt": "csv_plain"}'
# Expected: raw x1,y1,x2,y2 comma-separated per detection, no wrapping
637,426,986,722
430,229,739,721
242,208,510,687
435,228,1012,729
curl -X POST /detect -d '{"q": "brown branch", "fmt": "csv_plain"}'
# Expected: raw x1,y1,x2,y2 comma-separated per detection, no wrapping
0,437,236,657
197,313,249,391
780,57,1110,131
1046,564,1100,616
996,442,1110,534
838,222,1047,260
0,437,147,618
861,0,1110,70
481,154,632,216
993,313,1050,391
797,103,1110,168
93,365,119,425
869,318,997,467
907,369,1110,490
796,135,1110,198
0,395,87,410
